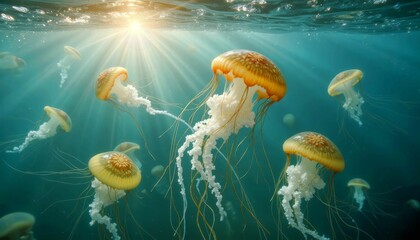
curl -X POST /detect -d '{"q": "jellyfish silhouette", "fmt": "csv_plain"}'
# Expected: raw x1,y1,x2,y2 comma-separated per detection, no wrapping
6,106,72,153
0,52,26,73
282,113,296,128
348,178,370,211
277,131,344,240
57,45,80,88
328,69,364,125
88,151,141,240
113,141,142,169
151,164,168,197
176,49,287,222
0,212,35,240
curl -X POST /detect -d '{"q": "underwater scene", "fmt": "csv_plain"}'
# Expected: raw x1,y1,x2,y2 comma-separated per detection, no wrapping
1,0,420,240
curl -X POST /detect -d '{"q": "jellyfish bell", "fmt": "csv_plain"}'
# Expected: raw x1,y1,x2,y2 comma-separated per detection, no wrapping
63,45,81,61
348,178,371,211
113,141,142,169
151,164,164,178
150,164,169,197
57,45,81,88
282,113,296,128
0,212,35,240
88,151,141,240
277,131,344,240
328,69,364,125
175,49,286,237
0,52,26,73
6,106,72,153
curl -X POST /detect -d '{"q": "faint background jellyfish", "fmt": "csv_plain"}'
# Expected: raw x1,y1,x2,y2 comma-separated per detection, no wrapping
175,49,286,237
57,45,80,88
406,199,420,211
150,164,168,197
282,113,296,128
0,52,26,73
88,151,141,240
6,106,72,153
348,178,371,211
328,69,364,125
114,141,142,169
277,131,345,240
0,212,35,240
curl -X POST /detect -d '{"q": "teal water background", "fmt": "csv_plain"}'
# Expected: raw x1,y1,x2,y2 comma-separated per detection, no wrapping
1,1,420,240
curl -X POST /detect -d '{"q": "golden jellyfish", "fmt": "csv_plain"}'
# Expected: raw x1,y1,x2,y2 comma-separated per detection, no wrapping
6,106,72,153
328,69,364,125
0,52,26,73
114,141,142,168
57,45,81,88
96,67,186,123
0,212,35,240
277,131,344,240
175,49,287,224
348,178,370,211
88,151,141,240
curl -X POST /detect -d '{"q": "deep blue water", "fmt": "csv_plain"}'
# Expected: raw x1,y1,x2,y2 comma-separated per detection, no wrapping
1,1,420,240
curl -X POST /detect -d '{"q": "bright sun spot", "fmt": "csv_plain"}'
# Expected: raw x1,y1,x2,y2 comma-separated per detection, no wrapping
129,21,141,32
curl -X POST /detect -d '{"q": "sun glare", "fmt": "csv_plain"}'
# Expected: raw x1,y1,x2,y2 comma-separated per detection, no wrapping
129,21,141,32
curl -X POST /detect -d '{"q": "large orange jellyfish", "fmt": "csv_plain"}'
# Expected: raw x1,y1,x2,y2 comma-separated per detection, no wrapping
6,106,72,153
175,50,286,228
88,151,141,240
328,69,364,125
277,131,344,240
347,178,370,211
57,45,81,88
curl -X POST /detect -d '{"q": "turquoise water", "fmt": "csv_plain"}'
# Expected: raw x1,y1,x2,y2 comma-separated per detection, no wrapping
1,1,420,240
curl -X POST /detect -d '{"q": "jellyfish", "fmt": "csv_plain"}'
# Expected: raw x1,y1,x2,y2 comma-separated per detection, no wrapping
0,212,35,240
277,131,345,240
96,67,188,124
6,106,72,153
151,164,168,197
348,178,370,211
88,151,141,240
0,52,26,73
176,49,287,222
282,113,296,128
57,45,80,88
113,141,142,168
328,69,364,125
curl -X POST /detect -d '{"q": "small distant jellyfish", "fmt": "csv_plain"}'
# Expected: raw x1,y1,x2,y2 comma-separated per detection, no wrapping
88,151,141,240
282,113,295,128
0,52,26,72
57,45,80,88
7,106,72,153
347,178,370,211
328,69,364,125
176,49,287,222
278,131,345,240
151,164,168,197
0,212,35,240
113,141,142,169
96,67,186,124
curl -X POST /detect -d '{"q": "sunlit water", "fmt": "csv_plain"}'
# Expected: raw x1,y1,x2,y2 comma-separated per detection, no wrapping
1,1,420,240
